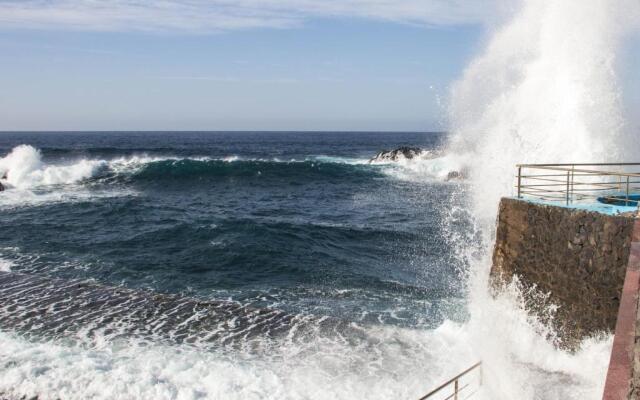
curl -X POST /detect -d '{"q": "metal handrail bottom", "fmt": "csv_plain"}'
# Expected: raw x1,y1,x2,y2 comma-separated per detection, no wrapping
418,362,482,400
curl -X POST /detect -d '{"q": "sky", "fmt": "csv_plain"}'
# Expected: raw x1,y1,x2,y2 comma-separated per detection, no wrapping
0,1,636,132
0,0,496,131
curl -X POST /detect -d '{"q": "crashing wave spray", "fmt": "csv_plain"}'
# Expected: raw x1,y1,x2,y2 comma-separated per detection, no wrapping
0,145,105,189
450,0,640,223
446,0,640,399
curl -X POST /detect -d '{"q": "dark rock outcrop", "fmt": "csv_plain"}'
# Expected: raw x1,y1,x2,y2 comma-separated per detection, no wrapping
369,146,423,163
0,181,4,192
368,147,468,181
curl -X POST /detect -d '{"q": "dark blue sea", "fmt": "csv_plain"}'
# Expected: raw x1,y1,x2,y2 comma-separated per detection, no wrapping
0,132,473,399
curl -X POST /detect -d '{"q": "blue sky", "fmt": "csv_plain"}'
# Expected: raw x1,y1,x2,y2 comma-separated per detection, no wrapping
0,1,637,132
0,1,493,131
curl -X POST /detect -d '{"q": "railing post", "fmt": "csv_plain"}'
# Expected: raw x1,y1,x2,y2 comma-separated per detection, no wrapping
566,171,570,205
454,379,459,400
571,165,575,201
517,166,522,198
626,175,630,206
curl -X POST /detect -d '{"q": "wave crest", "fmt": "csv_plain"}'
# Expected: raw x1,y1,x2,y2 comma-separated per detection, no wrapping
0,145,463,195
127,158,381,182
0,145,105,189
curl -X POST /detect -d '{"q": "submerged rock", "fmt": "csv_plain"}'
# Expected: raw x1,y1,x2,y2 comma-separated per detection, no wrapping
368,146,423,163
0,171,6,191
446,171,461,181
368,147,468,181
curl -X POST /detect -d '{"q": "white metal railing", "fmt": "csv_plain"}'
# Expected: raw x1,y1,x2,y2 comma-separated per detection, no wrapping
418,362,482,400
516,163,640,207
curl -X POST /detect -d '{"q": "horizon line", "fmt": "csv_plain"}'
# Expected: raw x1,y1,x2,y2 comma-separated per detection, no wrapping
0,130,447,134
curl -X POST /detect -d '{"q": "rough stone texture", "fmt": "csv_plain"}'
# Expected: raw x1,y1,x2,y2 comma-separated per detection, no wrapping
491,197,636,347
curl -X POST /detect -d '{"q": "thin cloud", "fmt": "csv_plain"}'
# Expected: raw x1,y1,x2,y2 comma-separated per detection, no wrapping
0,0,491,33
149,75,303,84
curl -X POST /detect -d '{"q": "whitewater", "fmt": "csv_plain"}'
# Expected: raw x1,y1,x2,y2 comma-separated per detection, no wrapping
446,0,640,398
0,1,639,400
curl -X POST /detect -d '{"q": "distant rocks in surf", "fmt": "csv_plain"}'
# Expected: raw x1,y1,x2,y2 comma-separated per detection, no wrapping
446,171,464,181
442,168,467,181
368,147,423,163
369,146,467,181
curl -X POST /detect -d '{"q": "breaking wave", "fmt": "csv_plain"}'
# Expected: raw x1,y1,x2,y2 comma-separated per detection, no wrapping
0,145,461,195
0,145,106,189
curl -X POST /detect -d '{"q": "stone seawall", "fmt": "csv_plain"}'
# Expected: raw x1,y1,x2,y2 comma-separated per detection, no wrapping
490,197,636,347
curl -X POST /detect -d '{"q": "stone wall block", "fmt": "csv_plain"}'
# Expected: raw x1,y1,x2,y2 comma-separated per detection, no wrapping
490,198,636,348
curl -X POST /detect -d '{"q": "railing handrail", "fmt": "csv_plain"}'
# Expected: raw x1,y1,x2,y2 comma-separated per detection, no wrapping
418,362,482,400
515,163,640,207
517,163,640,167
517,165,640,178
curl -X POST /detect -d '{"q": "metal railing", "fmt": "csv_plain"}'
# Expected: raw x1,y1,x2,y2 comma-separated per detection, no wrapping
418,362,482,400
516,163,640,207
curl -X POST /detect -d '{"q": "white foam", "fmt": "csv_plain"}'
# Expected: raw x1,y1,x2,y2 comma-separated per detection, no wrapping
0,324,477,400
444,0,640,398
0,187,137,211
0,258,13,272
0,147,163,208
0,145,105,190
223,155,240,162
311,155,370,165
380,152,467,182
106,154,182,174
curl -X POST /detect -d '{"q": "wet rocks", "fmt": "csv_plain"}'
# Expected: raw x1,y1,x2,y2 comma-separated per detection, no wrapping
446,170,466,181
369,146,423,163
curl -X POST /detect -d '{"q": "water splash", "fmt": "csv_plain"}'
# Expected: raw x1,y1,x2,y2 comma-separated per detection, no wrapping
447,1,640,398
449,0,640,223
0,145,105,189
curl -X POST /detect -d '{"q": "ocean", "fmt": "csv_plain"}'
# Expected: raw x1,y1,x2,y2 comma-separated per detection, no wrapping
1,0,636,397
0,131,478,399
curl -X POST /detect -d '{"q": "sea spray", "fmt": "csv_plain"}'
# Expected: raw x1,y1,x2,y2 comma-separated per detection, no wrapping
0,145,105,189
449,0,640,223
446,0,640,398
